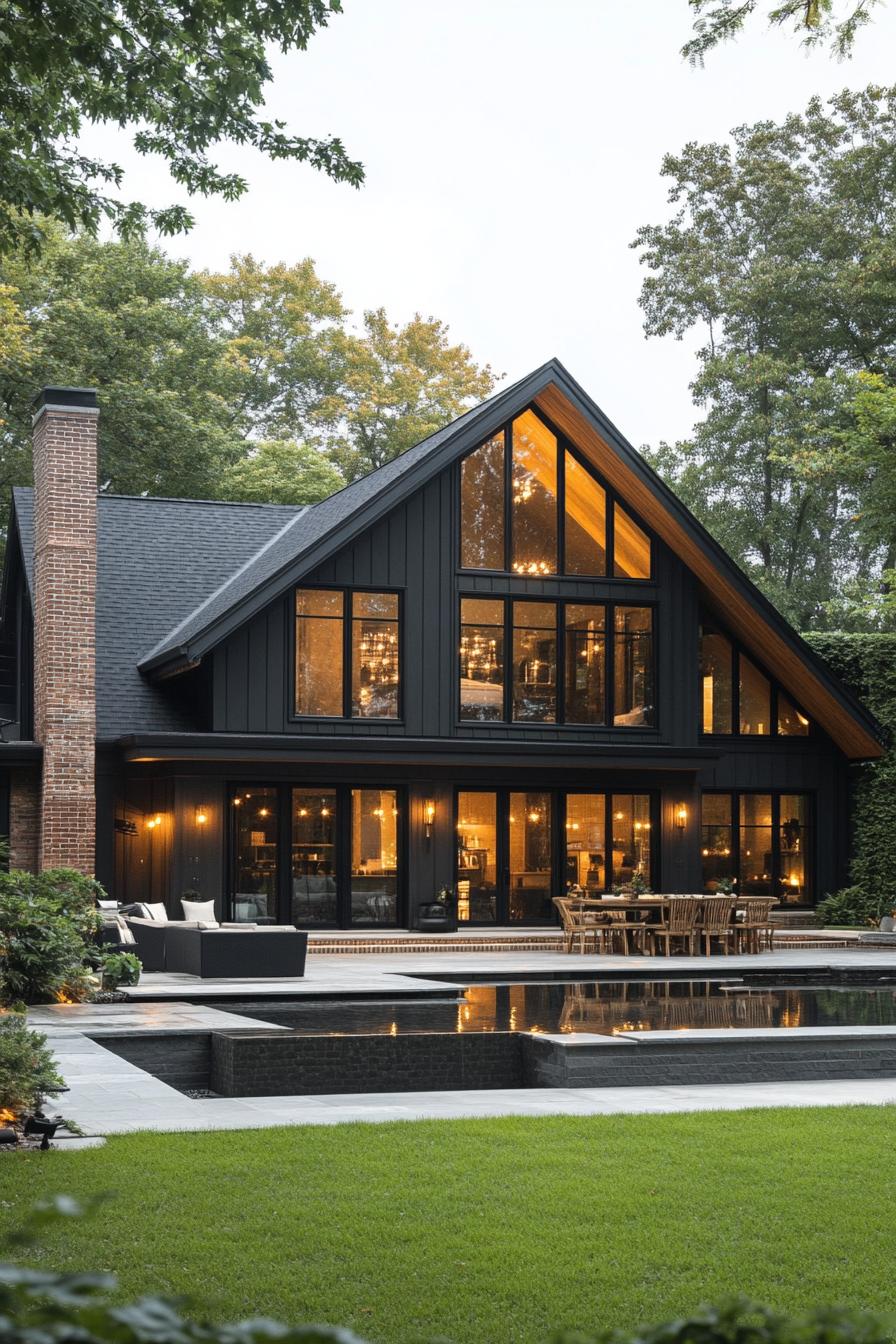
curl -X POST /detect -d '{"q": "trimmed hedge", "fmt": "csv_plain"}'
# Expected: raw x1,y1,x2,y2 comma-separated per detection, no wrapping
804,633,896,913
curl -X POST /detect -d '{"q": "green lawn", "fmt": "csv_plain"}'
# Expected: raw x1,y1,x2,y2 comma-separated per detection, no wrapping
3,1108,895,1344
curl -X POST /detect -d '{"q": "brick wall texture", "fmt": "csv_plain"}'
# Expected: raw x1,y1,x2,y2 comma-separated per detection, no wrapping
9,767,40,872
32,403,98,874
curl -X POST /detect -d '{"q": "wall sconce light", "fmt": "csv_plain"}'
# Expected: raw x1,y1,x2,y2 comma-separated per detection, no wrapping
423,799,436,840
146,813,163,831
675,803,688,831
195,806,208,826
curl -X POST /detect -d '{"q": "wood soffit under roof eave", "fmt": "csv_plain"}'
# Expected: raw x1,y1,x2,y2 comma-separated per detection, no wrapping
533,382,884,763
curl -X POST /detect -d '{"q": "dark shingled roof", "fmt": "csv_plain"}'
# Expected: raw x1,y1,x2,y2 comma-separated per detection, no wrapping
11,488,303,735
138,366,543,670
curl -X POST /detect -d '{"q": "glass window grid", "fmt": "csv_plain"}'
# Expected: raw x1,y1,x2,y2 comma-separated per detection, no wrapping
698,619,813,740
293,586,402,721
700,790,814,904
458,404,653,581
228,782,405,928
459,597,655,728
454,788,659,924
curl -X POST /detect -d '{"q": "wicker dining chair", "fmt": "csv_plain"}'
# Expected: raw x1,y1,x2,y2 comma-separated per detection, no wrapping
696,896,735,956
553,896,611,954
645,896,699,957
736,898,776,954
553,896,578,953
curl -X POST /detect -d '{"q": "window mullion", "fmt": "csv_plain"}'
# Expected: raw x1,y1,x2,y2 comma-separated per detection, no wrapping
557,601,564,724
504,424,512,573
344,593,352,719
771,793,781,904
557,443,565,575
607,604,615,725
504,599,511,723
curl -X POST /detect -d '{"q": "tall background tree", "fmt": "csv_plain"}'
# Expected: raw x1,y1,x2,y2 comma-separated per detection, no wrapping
0,227,495,521
0,0,362,254
632,83,896,630
683,0,884,62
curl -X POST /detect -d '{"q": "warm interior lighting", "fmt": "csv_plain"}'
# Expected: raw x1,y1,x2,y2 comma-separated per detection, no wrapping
424,798,436,840
146,813,162,831
675,803,688,831
195,807,208,826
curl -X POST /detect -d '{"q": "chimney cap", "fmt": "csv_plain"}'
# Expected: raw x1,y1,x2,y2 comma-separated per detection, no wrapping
32,387,99,412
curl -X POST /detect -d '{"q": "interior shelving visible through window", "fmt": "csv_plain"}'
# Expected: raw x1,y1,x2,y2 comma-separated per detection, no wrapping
459,598,654,726
701,791,812,904
455,789,655,923
294,587,400,720
699,616,811,738
459,406,652,579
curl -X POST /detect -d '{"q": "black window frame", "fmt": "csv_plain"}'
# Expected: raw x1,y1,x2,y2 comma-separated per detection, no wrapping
458,403,654,582
227,780,407,929
700,789,814,906
698,614,813,740
457,595,657,730
291,584,403,723
454,786,660,926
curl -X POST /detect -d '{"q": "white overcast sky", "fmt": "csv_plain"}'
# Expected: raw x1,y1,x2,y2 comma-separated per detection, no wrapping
80,0,896,450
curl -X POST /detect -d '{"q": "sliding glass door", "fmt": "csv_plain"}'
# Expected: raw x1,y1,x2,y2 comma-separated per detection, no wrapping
230,784,403,928
456,789,655,924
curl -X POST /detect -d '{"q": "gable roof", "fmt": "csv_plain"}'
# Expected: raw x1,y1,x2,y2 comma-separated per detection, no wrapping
138,366,542,671
133,358,884,760
7,360,883,757
9,489,303,736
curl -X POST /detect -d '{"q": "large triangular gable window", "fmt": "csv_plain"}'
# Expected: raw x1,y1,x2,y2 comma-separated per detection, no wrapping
459,406,651,579
699,615,812,738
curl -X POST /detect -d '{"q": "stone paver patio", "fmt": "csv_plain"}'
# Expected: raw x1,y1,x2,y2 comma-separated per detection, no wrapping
28,946,896,1140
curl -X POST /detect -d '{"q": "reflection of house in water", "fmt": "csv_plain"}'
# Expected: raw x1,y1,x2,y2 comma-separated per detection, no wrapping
557,981,782,1033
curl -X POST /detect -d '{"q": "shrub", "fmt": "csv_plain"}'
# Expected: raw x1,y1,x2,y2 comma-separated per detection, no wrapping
99,951,141,990
817,886,894,928
0,1013,65,1118
0,869,103,1005
804,633,896,910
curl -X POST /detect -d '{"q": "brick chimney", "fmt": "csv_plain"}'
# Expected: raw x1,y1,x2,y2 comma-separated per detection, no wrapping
31,387,98,874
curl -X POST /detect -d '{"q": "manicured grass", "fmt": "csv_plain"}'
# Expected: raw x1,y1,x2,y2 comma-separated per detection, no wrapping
3,1108,895,1343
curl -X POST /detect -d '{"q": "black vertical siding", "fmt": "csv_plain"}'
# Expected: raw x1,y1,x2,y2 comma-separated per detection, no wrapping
205,461,850,904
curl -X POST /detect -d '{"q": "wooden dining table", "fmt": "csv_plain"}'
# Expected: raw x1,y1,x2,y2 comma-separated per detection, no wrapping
567,896,667,955
564,894,769,955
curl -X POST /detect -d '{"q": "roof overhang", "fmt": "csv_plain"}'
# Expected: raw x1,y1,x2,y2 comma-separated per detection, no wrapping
532,379,885,761
0,741,42,763
135,359,885,762
110,733,721,772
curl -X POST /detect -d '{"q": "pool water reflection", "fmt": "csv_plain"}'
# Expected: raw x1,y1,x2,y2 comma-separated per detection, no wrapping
230,980,896,1037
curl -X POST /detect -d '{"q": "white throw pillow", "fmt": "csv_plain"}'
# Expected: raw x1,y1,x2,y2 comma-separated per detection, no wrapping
196,920,221,930
181,898,216,923
144,902,169,922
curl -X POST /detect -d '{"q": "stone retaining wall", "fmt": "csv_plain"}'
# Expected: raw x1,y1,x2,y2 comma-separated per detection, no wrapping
211,1030,523,1096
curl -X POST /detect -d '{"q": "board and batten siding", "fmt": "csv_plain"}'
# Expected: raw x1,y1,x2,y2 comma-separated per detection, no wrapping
211,464,708,745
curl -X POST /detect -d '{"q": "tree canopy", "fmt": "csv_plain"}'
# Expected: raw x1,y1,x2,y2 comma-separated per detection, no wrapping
0,227,495,514
632,84,896,630
0,0,363,255
683,1,884,62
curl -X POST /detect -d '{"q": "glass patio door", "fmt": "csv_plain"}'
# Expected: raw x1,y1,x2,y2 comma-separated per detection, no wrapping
232,783,402,929
456,790,555,924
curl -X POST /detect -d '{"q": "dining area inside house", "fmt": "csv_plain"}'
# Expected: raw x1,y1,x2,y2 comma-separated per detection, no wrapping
553,892,777,955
